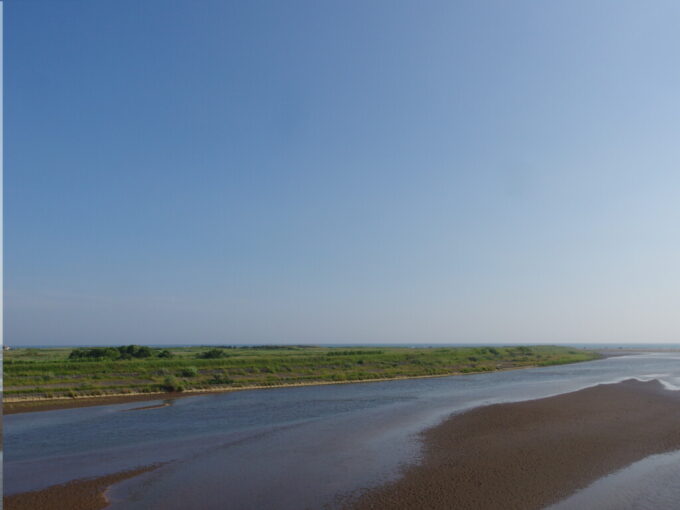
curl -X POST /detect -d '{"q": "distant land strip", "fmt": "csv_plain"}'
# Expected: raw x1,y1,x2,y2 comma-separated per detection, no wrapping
4,345,600,413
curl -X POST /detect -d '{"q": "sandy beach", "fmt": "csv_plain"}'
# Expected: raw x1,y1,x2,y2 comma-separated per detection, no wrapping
350,379,680,510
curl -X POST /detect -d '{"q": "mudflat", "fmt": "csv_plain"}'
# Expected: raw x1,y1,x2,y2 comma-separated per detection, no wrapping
3,465,160,510
350,379,680,510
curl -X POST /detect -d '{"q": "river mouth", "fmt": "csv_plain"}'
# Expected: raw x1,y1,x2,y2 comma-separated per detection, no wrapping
5,352,680,509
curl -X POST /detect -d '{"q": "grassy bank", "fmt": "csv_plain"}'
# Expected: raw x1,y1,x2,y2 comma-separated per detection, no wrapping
4,345,599,405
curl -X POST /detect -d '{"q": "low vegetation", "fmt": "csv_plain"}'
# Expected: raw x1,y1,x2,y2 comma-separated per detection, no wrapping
68,345,173,361
3,345,600,400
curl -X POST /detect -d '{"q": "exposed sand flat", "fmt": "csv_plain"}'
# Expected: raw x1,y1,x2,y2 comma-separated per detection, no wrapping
350,379,680,510
3,465,160,510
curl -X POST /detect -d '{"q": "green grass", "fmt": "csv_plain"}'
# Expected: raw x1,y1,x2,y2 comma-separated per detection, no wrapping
3,345,600,399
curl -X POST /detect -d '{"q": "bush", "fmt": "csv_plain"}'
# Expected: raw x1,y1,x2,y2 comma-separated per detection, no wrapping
179,367,199,377
69,347,119,361
121,345,152,358
161,376,184,392
197,348,226,359
210,375,234,385
69,345,155,361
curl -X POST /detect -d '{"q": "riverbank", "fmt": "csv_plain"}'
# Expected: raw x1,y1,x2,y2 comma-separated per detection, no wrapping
4,363,556,414
3,465,160,510
4,345,599,409
349,379,680,510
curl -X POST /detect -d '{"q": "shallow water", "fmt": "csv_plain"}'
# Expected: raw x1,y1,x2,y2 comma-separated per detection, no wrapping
548,450,680,510
5,352,680,509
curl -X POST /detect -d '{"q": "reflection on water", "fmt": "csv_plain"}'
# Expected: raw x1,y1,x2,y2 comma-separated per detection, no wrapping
548,450,680,510
5,353,680,509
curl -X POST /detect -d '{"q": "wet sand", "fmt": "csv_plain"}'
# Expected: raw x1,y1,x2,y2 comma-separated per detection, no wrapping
3,392,189,414
351,379,680,510
3,465,160,510
121,402,172,411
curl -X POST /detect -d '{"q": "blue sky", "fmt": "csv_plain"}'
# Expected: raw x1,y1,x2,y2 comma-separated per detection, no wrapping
6,0,680,346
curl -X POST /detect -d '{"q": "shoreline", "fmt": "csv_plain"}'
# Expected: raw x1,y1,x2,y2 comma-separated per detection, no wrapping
3,363,564,414
349,378,680,510
3,465,161,510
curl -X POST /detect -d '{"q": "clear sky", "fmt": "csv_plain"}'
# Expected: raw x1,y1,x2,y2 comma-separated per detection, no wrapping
6,1,680,346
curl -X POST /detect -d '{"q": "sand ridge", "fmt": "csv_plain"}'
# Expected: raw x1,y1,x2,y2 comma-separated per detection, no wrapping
350,379,680,510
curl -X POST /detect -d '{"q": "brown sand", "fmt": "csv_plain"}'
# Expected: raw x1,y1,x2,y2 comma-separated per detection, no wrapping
351,379,680,510
3,465,161,510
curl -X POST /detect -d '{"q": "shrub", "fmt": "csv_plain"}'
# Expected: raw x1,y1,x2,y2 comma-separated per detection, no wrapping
179,367,199,377
69,348,119,361
69,345,155,361
210,375,234,385
161,376,184,392
197,348,226,359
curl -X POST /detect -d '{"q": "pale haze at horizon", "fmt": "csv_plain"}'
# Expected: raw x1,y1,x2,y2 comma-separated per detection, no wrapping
6,1,680,346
